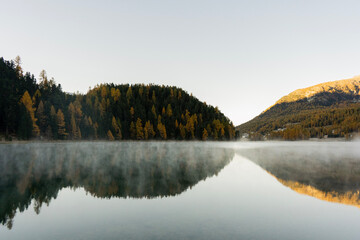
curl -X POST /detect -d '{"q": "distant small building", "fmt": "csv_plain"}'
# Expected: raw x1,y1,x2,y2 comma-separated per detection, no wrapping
274,128,286,132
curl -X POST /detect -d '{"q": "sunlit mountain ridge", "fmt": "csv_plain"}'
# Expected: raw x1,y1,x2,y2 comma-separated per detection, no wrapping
270,76,360,109
237,77,360,140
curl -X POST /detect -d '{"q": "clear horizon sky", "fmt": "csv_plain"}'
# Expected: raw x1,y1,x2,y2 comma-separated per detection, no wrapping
1,0,360,125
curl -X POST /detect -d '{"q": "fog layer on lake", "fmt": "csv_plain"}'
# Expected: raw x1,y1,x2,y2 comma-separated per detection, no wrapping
1,141,360,240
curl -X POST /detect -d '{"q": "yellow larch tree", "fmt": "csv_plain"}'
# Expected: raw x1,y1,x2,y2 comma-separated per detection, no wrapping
107,130,115,141
20,91,40,137
56,109,67,139
136,118,144,140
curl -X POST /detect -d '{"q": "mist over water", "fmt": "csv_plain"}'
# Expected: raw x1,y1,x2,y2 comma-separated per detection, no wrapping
0,142,234,229
236,141,360,192
1,141,360,240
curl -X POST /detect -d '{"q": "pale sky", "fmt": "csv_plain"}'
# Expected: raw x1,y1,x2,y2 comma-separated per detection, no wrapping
1,0,360,125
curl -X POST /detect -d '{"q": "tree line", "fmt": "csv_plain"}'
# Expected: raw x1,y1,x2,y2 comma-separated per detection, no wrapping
0,56,235,141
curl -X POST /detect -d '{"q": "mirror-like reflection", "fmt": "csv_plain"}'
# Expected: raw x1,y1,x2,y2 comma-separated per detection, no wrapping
237,143,360,208
0,142,234,229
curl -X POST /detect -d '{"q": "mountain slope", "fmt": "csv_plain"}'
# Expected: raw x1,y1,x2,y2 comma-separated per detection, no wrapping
237,76,360,140
267,77,360,109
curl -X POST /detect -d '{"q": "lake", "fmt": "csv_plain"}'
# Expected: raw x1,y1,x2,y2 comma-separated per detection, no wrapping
1,141,360,240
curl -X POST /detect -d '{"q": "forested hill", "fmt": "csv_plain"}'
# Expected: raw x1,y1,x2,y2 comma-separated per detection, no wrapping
0,57,235,141
237,77,360,140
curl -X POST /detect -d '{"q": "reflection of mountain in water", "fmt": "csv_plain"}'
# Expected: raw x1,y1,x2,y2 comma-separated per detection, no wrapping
274,178,360,207
0,142,234,229
238,144,360,208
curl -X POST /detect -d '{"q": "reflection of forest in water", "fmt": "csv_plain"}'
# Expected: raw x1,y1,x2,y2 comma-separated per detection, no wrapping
0,142,234,229
238,144,360,208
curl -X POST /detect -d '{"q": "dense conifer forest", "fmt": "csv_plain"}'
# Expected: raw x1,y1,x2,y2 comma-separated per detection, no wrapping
0,57,235,141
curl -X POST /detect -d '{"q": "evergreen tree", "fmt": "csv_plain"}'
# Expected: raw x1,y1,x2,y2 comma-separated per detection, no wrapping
14,56,23,77
36,100,46,133
130,121,136,139
126,87,133,103
56,109,67,139
144,121,155,140
166,104,173,117
112,116,122,140
50,105,57,139
17,105,32,139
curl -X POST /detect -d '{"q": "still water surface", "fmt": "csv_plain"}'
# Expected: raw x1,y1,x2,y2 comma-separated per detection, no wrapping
1,141,360,240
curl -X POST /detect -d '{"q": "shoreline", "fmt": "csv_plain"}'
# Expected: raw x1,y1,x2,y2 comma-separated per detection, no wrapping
1,137,358,144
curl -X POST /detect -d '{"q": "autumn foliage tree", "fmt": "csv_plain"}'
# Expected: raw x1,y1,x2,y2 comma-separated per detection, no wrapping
56,109,67,139
136,118,144,140
19,91,40,137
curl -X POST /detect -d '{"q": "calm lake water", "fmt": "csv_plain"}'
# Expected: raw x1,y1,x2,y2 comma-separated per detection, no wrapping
1,141,360,240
